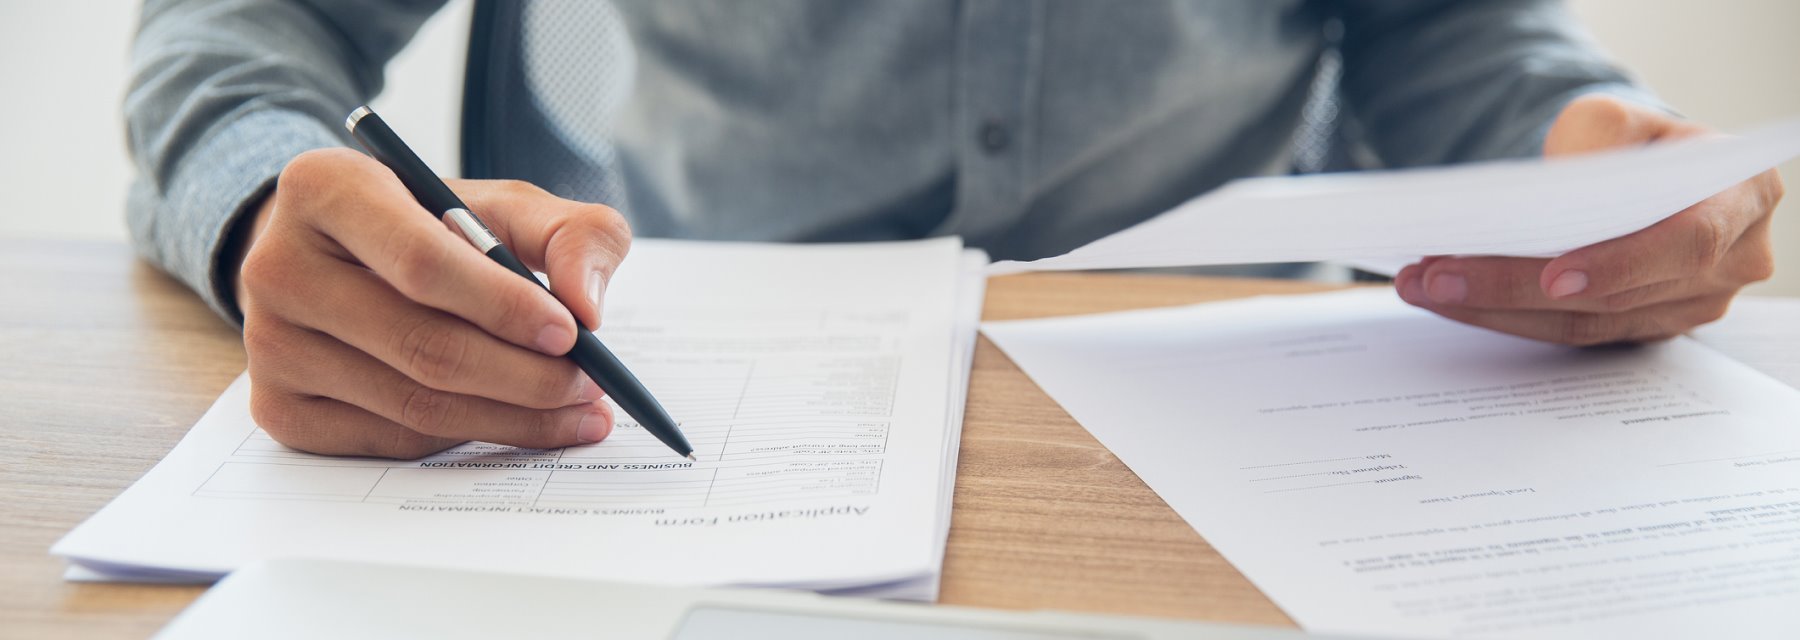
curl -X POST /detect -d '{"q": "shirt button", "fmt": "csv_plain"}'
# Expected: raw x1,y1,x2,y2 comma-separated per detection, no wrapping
978,120,1010,154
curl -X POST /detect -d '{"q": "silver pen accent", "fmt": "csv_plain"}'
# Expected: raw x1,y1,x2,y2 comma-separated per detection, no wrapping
344,105,373,131
444,208,501,253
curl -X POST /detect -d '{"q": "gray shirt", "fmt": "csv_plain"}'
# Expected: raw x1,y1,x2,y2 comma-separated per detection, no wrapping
125,0,1654,324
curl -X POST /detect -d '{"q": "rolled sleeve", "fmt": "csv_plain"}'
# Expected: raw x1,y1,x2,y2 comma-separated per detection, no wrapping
124,0,444,328
127,110,342,326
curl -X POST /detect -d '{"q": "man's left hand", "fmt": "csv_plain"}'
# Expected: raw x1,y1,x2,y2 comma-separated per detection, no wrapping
1395,94,1785,346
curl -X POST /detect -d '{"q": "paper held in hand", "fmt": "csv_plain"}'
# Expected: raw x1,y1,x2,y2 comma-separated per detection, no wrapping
990,116,1800,274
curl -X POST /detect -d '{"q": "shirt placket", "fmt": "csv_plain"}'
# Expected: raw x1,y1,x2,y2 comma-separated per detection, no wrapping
941,0,1041,239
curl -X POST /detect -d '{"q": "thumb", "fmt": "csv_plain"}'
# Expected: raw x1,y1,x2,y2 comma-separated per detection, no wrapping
451,180,633,331
1543,94,1696,157
542,211,632,332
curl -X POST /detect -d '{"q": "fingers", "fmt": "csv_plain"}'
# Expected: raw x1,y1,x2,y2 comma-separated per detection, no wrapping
1398,258,1695,315
1397,274,1734,347
1548,208,1723,302
1543,195,1744,302
1398,171,1777,318
247,321,616,457
1544,172,1780,301
242,151,641,459
455,180,633,331
254,246,605,411
1536,96,1773,302
277,149,581,356
249,389,460,459
1421,95,1774,348
1406,256,1550,308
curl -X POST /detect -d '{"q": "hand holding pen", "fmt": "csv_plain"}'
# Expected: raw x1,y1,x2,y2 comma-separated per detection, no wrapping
226,108,689,460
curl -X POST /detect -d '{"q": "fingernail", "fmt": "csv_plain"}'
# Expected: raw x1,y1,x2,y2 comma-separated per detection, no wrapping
577,378,604,402
1394,270,1423,304
534,324,573,355
587,270,604,323
1548,270,1589,298
576,406,613,443
1426,273,1468,304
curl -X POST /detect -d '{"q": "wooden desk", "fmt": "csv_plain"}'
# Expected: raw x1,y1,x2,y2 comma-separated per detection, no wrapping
1,239,1345,637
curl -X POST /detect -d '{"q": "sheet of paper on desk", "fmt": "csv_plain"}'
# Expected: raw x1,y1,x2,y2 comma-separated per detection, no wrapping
990,116,1800,274
54,238,987,602
1691,296,1800,391
984,289,1800,638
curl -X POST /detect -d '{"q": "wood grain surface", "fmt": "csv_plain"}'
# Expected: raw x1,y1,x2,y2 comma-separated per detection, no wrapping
1,239,1352,638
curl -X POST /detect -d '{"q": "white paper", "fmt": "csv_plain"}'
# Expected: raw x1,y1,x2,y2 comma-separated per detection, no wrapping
823,249,989,602
984,289,1800,638
55,238,983,599
991,117,1800,274
1692,296,1800,391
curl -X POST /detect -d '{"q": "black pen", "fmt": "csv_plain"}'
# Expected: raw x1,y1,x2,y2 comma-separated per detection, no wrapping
344,106,695,461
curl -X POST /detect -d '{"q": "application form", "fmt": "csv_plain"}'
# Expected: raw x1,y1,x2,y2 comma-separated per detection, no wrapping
985,289,1800,638
56,238,983,599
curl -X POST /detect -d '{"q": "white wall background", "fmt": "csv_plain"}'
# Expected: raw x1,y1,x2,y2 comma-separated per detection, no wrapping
0,0,1795,295
0,0,472,237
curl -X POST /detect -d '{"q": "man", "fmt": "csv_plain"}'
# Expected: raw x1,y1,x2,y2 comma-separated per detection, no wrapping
126,0,1783,458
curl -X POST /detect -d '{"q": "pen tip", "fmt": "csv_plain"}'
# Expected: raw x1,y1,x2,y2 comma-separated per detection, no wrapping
685,453,698,462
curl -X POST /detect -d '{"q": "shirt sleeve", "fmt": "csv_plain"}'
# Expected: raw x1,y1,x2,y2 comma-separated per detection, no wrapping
1335,0,1666,168
125,0,447,326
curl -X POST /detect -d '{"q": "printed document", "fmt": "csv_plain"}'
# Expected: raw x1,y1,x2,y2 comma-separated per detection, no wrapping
991,117,1800,274
56,238,985,601
985,289,1800,638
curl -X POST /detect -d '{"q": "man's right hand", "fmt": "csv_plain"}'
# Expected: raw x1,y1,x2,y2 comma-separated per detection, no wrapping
231,148,633,459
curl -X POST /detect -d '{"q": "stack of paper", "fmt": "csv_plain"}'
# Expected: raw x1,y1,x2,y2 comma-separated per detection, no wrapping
56,238,987,601
985,289,1800,638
